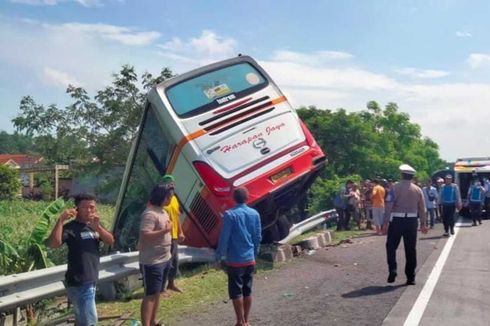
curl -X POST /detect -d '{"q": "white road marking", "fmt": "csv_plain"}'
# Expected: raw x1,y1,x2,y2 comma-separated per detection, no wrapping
403,218,462,326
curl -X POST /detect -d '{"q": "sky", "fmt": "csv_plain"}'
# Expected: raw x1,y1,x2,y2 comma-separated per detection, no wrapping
1,0,490,162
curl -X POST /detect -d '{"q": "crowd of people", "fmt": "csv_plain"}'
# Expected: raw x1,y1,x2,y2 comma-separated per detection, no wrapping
47,175,261,326
334,173,489,237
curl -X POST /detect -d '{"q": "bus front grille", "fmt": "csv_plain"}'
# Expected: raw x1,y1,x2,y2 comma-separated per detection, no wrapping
190,194,218,233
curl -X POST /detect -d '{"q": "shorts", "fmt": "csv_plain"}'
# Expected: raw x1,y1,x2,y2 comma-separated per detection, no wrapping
372,207,385,226
140,261,170,296
227,265,255,299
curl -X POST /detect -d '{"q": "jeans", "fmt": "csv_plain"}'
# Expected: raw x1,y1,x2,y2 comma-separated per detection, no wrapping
427,208,436,227
66,284,97,326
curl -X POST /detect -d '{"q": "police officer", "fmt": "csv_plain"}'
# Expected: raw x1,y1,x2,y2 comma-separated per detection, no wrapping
438,174,462,236
467,178,485,226
385,164,428,285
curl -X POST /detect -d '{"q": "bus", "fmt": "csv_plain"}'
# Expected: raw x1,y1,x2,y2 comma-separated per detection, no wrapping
111,55,326,251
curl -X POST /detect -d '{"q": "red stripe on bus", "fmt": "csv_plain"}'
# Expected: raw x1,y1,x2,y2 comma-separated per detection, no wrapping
205,96,287,133
213,97,253,114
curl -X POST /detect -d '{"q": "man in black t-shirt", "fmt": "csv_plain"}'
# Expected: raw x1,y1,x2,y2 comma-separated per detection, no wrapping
47,193,114,326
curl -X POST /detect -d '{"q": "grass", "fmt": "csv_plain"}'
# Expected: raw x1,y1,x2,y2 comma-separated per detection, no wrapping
0,199,115,267
96,259,277,325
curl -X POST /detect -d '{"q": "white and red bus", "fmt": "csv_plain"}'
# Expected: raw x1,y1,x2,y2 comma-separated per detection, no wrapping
112,55,326,250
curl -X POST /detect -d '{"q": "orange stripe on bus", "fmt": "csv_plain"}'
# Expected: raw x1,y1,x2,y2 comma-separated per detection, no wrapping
271,95,287,105
167,129,207,173
166,95,287,173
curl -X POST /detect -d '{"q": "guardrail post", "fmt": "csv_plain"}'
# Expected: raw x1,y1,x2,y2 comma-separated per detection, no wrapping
98,281,117,301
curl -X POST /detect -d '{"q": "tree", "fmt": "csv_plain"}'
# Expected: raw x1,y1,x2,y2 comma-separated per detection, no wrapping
12,66,175,169
0,165,21,200
298,101,447,213
0,131,36,154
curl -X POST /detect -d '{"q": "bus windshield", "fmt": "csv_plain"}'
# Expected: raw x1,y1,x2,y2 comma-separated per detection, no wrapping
166,62,267,117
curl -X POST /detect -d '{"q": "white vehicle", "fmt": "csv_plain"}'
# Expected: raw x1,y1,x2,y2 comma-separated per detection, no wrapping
454,157,490,200
112,55,326,250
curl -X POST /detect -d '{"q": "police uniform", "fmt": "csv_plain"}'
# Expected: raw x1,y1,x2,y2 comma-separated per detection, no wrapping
438,175,462,236
385,164,427,285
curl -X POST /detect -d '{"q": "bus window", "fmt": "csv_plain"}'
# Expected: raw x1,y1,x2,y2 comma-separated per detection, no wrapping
113,105,172,251
166,62,267,117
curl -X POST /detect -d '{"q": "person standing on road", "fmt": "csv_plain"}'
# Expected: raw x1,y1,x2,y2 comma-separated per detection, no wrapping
422,180,439,229
362,179,374,230
371,179,386,235
435,178,444,222
161,174,186,293
467,179,485,226
349,183,362,230
385,164,428,286
139,184,173,326
438,174,462,237
216,187,262,326
483,178,490,218
341,180,355,230
383,179,395,234
47,193,114,326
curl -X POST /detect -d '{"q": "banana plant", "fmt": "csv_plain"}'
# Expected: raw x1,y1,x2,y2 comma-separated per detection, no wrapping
26,197,66,271
0,239,21,275
0,198,65,275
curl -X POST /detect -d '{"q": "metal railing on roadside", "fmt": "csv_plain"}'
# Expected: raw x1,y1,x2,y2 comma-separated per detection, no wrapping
0,246,215,312
278,209,338,244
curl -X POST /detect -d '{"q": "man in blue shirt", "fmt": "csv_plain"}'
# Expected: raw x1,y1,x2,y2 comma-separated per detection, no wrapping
216,187,262,326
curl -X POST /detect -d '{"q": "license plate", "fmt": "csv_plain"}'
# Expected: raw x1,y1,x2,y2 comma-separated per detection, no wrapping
270,167,292,183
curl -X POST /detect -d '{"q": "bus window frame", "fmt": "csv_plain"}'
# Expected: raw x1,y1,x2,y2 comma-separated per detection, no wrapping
112,102,174,250
165,61,270,119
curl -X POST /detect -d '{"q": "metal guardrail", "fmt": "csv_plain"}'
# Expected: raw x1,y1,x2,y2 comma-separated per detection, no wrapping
278,209,338,244
0,246,215,312
0,211,337,313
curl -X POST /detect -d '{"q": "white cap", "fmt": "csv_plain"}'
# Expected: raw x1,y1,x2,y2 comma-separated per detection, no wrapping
399,164,416,175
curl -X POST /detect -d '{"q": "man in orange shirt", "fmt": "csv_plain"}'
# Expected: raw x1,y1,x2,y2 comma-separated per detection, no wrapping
371,179,386,235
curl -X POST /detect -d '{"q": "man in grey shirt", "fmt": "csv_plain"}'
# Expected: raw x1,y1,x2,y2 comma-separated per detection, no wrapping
139,184,173,326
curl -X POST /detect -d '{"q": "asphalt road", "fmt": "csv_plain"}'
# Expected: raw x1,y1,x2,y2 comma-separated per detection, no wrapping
173,222,446,326
384,218,490,326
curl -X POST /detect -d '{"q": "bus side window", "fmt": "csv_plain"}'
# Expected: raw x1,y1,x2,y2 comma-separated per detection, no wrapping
114,105,173,250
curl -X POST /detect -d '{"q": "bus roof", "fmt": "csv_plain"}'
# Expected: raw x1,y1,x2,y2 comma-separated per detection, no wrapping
454,157,490,173
153,55,269,91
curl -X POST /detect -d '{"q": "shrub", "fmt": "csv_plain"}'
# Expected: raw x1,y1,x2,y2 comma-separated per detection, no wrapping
0,165,21,200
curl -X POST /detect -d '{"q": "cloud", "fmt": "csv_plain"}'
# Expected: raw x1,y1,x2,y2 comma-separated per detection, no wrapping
157,30,237,66
10,0,102,7
261,51,397,92
257,51,490,160
43,67,82,87
46,22,161,46
394,67,450,79
455,30,472,38
271,50,354,65
467,53,490,69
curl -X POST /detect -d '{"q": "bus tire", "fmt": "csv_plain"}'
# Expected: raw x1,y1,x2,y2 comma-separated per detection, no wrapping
277,215,290,240
263,224,280,243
